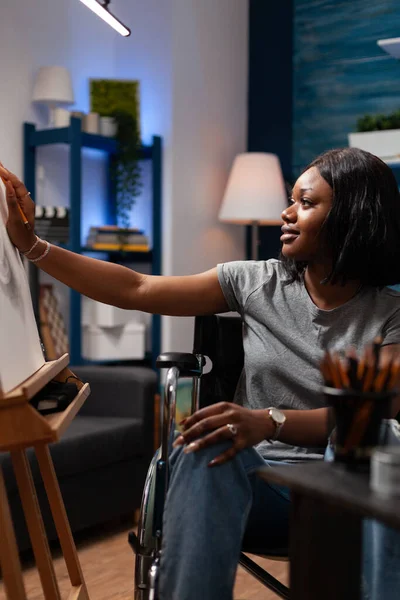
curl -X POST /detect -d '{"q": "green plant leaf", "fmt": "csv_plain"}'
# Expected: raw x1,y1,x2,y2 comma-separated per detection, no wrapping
90,80,142,232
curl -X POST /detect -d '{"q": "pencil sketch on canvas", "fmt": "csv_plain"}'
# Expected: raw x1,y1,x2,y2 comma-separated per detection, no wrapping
0,179,44,394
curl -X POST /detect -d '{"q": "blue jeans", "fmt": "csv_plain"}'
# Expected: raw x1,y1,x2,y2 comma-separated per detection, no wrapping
159,421,400,600
159,442,290,600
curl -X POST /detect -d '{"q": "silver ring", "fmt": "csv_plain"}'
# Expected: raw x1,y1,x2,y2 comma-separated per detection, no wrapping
17,191,30,200
226,423,238,437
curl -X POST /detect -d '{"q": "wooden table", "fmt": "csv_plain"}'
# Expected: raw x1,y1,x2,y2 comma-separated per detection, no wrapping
258,461,400,600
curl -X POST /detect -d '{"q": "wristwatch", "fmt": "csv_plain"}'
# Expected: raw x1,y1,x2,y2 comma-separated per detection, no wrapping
266,407,286,442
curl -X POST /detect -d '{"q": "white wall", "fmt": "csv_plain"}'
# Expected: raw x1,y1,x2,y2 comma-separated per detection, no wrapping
0,0,247,352
0,0,119,326
165,0,248,351
0,0,116,171
113,0,248,352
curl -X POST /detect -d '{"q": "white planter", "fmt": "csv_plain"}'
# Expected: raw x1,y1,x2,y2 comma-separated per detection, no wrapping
99,116,117,137
348,129,400,163
82,323,146,361
82,297,143,328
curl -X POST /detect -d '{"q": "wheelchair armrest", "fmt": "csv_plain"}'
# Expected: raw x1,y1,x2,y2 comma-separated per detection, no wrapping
156,352,204,376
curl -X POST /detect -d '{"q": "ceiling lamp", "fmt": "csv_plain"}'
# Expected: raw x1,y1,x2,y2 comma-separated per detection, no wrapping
79,0,131,37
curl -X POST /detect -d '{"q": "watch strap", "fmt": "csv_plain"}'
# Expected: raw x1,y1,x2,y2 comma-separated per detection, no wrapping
266,408,285,442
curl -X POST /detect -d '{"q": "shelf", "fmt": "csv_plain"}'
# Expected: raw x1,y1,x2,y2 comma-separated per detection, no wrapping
45,382,90,440
81,246,153,261
377,37,400,59
1,354,70,405
0,360,90,450
27,122,152,159
24,121,162,367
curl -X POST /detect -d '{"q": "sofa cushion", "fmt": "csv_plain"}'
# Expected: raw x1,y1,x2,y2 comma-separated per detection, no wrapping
0,414,147,495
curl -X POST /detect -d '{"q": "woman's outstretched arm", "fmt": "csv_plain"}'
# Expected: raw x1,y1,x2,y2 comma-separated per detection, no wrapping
2,164,229,316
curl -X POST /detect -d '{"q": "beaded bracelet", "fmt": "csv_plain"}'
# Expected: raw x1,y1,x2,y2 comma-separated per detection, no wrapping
22,235,40,257
27,240,51,263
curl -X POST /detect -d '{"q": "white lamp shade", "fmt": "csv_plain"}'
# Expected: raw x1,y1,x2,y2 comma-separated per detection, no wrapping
219,153,287,225
32,66,75,106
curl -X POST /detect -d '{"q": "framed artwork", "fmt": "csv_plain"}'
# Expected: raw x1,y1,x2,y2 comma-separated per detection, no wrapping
90,78,141,137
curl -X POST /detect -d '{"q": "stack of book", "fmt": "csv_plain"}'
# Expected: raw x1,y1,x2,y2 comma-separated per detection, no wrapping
86,226,150,251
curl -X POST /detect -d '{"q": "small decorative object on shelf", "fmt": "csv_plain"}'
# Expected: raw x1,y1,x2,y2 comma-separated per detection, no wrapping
82,112,100,134
99,116,117,137
53,107,71,128
35,205,69,245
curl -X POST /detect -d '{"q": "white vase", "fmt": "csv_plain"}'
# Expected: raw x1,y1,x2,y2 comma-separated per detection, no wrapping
99,116,117,137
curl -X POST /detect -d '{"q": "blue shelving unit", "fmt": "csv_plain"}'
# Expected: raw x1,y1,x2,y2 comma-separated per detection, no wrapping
23,118,162,368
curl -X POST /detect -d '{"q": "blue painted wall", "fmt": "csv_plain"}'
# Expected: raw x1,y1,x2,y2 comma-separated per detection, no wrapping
248,0,293,178
293,0,400,174
248,0,293,259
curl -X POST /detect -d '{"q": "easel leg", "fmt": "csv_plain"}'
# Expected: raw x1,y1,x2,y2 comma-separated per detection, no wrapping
35,443,90,599
0,466,27,600
10,449,61,600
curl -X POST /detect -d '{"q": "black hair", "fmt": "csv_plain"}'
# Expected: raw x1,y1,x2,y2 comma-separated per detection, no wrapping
281,147,400,286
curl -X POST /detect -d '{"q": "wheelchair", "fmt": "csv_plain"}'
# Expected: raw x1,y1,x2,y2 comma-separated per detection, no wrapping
129,314,289,599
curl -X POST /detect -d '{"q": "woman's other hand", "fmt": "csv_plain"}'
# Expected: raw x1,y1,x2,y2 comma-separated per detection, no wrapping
172,402,274,466
0,163,36,252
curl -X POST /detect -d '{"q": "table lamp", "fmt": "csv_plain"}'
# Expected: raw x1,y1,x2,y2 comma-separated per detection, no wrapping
32,66,75,127
219,153,288,260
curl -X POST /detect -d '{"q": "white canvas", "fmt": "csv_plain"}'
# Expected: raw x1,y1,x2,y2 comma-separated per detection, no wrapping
0,180,45,394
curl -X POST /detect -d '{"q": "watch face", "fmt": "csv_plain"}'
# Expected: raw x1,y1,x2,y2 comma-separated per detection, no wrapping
270,408,286,424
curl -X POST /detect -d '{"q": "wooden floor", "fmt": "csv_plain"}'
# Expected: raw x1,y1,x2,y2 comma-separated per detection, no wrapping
0,518,288,599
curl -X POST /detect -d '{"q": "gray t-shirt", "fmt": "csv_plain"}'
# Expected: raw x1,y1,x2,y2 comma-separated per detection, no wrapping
217,259,400,462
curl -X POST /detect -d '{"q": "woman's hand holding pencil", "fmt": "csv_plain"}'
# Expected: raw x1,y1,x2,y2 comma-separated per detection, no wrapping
0,162,37,253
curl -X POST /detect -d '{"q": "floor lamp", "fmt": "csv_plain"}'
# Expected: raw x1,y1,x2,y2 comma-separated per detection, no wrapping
218,153,288,260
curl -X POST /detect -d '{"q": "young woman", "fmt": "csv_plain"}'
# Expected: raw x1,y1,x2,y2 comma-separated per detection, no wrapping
3,147,400,599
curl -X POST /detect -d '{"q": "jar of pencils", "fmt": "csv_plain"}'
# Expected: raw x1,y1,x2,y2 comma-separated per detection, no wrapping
324,387,394,470
321,337,399,470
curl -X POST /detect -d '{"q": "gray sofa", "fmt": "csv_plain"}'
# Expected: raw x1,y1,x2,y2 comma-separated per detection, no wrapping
0,365,157,551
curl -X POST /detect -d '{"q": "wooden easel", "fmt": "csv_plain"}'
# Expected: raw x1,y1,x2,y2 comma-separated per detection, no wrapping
0,353,91,600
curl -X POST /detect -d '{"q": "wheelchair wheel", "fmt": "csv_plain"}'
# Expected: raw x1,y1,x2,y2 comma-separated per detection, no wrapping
132,448,161,600
148,556,160,600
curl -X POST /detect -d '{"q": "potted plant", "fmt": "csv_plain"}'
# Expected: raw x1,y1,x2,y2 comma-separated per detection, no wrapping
110,110,142,231
348,109,400,162
90,79,142,235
